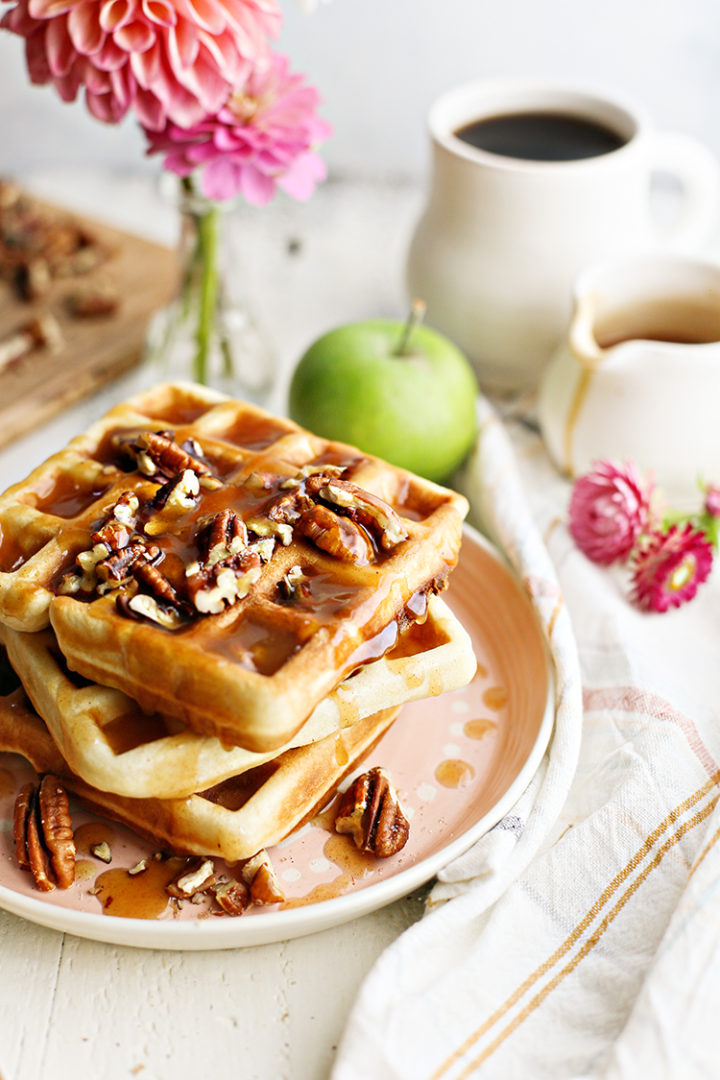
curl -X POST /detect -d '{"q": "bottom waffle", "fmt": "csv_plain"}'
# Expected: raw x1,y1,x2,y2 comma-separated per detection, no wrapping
0,684,400,862
1,595,475,799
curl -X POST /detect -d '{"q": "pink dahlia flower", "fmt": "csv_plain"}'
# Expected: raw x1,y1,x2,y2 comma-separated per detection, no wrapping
568,460,652,566
1,0,281,130
630,523,713,613
144,51,331,203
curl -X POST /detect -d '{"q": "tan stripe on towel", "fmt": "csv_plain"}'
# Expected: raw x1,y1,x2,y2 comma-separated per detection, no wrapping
455,795,718,1077
429,773,720,1080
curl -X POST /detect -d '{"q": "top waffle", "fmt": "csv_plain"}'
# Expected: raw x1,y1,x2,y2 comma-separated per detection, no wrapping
0,382,468,751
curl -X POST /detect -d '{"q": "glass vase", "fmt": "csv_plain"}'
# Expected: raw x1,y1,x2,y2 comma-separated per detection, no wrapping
145,179,276,403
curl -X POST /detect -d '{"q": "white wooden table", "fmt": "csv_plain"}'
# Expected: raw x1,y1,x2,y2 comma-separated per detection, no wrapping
0,171,432,1080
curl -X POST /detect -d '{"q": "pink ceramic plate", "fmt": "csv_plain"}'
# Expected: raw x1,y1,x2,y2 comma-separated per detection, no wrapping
0,525,554,950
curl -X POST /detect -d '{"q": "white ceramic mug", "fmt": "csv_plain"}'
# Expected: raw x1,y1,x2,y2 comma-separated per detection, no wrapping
406,80,720,394
538,254,720,499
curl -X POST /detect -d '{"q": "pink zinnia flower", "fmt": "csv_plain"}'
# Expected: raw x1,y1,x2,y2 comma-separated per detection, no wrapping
568,460,652,566
144,51,331,203
630,523,713,613
1,0,281,130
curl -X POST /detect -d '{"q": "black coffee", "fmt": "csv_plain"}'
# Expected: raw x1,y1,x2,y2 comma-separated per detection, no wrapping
454,111,626,162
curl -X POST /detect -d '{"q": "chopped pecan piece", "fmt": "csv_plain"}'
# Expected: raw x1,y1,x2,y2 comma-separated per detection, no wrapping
56,541,109,595
279,464,346,489
212,880,250,916
147,469,200,516
187,550,261,615
246,516,293,546
91,518,133,552
241,850,285,905
296,504,374,564
14,257,51,301
278,564,311,602
243,471,276,495
311,479,408,550
120,430,211,482
335,767,409,858
266,489,314,526
166,857,216,899
38,774,76,888
249,537,276,563
90,841,112,864
123,592,187,630
66,282,119,318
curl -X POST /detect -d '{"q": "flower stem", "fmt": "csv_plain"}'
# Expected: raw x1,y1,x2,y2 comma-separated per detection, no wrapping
393,298,426,357
194,203,220,385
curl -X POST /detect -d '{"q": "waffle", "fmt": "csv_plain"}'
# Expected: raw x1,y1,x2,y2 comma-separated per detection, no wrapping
0,683,401,862
1,595,475,798
0,382,468,751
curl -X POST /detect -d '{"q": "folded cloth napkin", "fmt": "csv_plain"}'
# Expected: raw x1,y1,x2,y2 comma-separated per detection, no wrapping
332,397,720,1080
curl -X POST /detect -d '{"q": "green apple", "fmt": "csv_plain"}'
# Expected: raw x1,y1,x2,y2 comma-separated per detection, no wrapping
288,305,478,483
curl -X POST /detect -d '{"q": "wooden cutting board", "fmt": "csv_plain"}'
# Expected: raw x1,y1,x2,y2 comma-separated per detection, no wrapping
0,194,178,448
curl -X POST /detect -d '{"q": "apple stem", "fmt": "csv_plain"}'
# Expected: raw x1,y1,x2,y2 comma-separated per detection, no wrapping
393,298,426,357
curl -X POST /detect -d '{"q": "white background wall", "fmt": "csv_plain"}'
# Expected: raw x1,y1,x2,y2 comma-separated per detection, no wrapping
0,0,718,181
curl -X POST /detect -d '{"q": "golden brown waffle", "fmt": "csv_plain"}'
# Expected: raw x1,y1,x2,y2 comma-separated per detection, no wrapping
0,684,400,862
1,595,475,798
0,382,468,751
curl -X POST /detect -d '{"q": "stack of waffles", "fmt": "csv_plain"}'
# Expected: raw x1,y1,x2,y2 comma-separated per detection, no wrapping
0,383,475,890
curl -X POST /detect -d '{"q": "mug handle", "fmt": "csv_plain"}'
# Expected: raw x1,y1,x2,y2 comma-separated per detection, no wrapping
648,131,720,251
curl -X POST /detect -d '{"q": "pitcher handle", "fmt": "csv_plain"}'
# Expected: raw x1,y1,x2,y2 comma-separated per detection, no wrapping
648,131,720,252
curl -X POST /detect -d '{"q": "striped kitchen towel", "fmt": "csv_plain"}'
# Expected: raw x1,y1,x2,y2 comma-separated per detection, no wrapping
332,397,720,1080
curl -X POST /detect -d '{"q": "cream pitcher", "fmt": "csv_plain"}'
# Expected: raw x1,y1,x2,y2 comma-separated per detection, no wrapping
406,80,720,394
538,254,720,499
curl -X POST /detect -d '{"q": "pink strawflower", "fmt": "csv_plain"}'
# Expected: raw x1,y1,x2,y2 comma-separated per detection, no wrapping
143,51,331,203
704,486,720,518
568,460,653,566
630,523,713,613
1,0,281,130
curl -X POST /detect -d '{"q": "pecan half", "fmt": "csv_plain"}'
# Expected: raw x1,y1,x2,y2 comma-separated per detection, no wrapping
26,794,54,891
13,781,34,871
120,430,211,482
311,479,408,550
133,561,181,607
13,777,76,891
335,767,409,858
295,504,373,564
38,774,76,888
197,510,248,568
241,850,285,905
